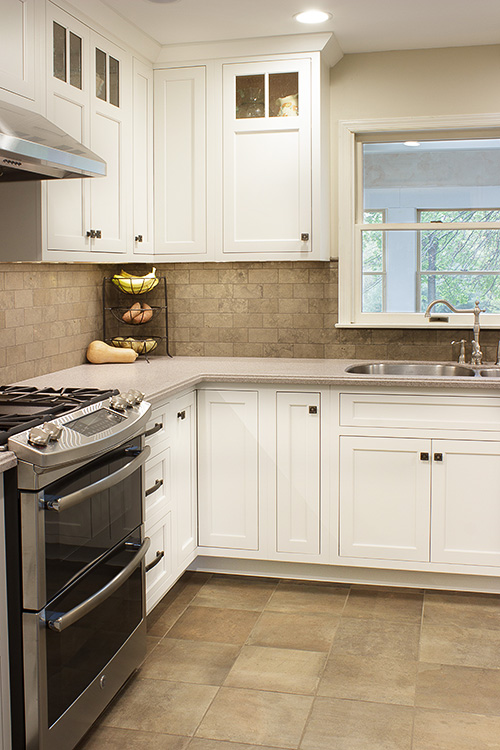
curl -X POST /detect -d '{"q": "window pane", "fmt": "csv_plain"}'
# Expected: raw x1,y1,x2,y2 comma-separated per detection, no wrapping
109,56,119,107
269,72,298,117
236,75,265,118
363,210,384,224
362,275,384,312
69,32,82,89
362,230,384,272
420,209,500,223
95,48,106,101
53,22,66,82
420,274,500,313
421,229,500,272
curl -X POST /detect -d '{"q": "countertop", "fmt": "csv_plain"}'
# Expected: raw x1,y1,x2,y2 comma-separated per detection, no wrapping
3,355,500,473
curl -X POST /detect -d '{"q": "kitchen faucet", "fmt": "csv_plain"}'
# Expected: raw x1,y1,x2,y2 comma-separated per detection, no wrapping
424,299,485,365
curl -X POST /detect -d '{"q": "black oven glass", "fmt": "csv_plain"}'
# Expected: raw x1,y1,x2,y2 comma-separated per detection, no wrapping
43,439,142,603
45,533,143,728
66,408,126,437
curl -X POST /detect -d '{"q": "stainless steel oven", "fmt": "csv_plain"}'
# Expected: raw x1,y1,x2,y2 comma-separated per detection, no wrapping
5,390,152,750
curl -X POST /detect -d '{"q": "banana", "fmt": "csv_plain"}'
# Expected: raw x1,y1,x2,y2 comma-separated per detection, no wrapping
112,267,158,294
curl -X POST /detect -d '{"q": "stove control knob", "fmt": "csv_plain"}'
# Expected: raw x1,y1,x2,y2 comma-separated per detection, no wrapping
123,389,144,406
43,422,63,441
28,426,51,447
109,394,129,412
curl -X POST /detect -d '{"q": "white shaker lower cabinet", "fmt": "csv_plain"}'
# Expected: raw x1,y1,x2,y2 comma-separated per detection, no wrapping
276,392,321,556
171,391,198,568
198,390,259,551
145,512,174,613
339,436,432,562
431,440,500,567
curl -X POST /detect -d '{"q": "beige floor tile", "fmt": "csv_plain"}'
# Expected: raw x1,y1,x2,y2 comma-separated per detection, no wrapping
423,591,500,630
330,618,420,661
300,697,413,750
419,622,500,668
317,653,417,705
146,635,162,657
101,678,217,736
416,662,500,715
188,740,282,750
192,575,278,611
140,638,240,685
343,587,423,622
147,573,212,638
224,645,326,694
265,581,349,615
195,686,313,748
413,707,500,749
247,611,340,652
77,726,190,750
167,606,260,644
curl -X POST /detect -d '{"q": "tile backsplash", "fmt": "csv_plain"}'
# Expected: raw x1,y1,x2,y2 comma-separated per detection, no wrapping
1,260,499,384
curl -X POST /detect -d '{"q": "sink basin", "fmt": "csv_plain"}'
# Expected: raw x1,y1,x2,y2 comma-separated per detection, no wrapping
478,368,500,378
345,362,476,377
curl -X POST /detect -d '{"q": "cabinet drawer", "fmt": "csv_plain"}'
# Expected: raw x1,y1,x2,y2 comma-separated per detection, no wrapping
144,447,171,527
145,512,173,614
340,392,500,432
145,402,170,448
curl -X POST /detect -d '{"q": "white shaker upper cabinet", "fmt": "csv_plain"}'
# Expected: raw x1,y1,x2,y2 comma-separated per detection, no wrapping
0,0,35,102
132,58,154,255
222,59,312,257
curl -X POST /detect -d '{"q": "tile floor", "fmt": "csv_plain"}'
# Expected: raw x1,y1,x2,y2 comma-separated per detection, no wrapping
77,573,500,750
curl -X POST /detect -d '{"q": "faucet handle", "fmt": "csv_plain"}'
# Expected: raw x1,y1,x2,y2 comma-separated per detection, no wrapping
451,339,467,364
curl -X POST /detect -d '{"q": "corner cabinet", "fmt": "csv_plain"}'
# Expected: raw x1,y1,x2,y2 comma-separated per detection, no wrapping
153,46,331,262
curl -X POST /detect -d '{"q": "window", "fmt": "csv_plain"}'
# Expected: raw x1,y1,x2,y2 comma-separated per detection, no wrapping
338,117,500,327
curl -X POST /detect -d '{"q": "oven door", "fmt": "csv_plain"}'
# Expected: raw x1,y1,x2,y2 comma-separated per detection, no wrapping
23,531,149,750
21,439,150,611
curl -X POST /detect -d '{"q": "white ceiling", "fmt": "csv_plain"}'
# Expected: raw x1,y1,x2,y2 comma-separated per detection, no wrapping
100,0,500,52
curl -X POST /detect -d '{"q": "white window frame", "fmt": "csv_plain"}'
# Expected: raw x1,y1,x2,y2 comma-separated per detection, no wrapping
337,114,500,328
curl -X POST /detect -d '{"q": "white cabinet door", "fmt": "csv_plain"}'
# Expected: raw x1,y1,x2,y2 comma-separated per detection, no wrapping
222,59,311,256
339,436,431,562
276,392,320,555
431,440,500,567
198,390,259,550
89,32,131,255
0,0,35,101
144,445,171,529
132,58,154,254
172,392,197,567
154,66,207,257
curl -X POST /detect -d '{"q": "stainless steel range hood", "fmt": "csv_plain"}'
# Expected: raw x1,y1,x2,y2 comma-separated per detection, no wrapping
0,100,106,181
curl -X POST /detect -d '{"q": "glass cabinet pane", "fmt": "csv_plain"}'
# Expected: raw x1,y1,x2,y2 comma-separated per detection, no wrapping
235,74,265,119
269,72,298,117
109,56,120,107
53,22,66,82
95,48,106,101
69,32,82,89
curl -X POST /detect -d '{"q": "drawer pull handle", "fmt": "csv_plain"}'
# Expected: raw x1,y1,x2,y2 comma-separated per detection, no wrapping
177,410,186,420
434,453,443,462
145,422,163,438
145,550,165,573
420,452,429,461
145,479,163,497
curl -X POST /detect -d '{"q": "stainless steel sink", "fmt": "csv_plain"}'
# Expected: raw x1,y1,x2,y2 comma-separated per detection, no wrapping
345,362,476,377
478,368,500,378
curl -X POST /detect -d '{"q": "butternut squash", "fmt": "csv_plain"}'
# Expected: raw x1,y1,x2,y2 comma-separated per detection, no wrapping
86,340,138,364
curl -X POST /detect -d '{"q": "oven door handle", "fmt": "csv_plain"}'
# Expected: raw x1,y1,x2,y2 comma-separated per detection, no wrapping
46,537,151,633
45,445,151,512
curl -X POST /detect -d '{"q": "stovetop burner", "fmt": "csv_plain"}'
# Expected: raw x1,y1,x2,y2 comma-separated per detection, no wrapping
0,385,119,447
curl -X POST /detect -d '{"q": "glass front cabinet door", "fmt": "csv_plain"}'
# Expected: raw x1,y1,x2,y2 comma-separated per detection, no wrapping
222,59,312,257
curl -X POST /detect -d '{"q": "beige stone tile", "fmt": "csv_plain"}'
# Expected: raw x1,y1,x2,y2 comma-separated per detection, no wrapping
247,297,279,313
262,344,294,358
343,587,424,622
101,678,217,736
301,697,413,750
189,740,282,750
412,707,500,749
204,343,235,357
77,725,190,750
189,269,219,284
203,313,233,328
147,572,211,638
419,622,500,668
248,611,340,652
278,299,309,314
218,268,249,284
248,268,278,283
423,591,500,630
265,581,349,615
249,328,279,343
167,606,260,644
233,343,264,357
330,618,420,661
416,662,500,715
218,328,249,343
224,645,326,694
195,687,313,748
318,653,417,705
292,344,324,358
217,298,248,313
192,575,277,611
140,638,239,685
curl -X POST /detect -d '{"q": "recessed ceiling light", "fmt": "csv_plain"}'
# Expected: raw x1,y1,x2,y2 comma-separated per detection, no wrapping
404,141,421,147
147,0,180,4
294,10,332,24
